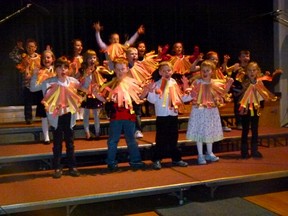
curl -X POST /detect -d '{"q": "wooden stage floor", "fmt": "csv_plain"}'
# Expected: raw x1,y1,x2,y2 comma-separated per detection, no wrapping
0,144,288,215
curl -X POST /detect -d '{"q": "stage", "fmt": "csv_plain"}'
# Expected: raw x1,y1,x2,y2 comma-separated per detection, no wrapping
0,144,288,215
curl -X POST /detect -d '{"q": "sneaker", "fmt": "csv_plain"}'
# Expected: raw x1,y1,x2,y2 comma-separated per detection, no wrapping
236,124,243,130
205,153,219,162
251,151,263,158
52,169,62,179
108,164,119,171
135,130,144,138
152,160,162,170
197,155,207,165
130,161,146,169
43,140,50,145
222,126,232,132
172,160,188,167
69,168,80,177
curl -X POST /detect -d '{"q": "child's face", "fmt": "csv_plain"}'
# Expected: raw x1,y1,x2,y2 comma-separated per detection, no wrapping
110,34,120,44
127,50,138,63
201,66,212,81
239,54,250,67
246,65,258,81
26,42,37,55
73,40,83,55
56,64,69,79
137,43,146,55
114,63,128,79
42,53,54,68
173,43,183,55
159,65,173,79
87,55,97,66
207,54,219,66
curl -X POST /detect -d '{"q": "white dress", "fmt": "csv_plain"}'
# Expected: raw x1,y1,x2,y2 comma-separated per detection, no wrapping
186,78,229,143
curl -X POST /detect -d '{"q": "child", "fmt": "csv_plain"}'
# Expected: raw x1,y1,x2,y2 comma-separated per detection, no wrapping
69,39,84,120
100,57,145,171
186,60,233,165
93,21,145,61
16,38,42,124
30,56,88,178
238,62,277,159
34,49,56,144
190,51,233,132
80,49,108,140
145,61,192,170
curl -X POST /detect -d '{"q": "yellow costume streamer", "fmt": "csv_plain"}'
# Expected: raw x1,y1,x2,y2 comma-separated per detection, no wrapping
169,55,192,75
105,43,128,61
239,80,277,116
100,76,144,114
42,83,83,117
191,79,232,108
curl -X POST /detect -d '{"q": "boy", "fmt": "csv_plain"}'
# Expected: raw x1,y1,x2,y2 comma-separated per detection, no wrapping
31,56,87,178
103,57,145,171
144,61,192,169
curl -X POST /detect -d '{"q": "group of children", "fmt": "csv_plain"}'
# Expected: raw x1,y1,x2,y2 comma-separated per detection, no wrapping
10,22,279,178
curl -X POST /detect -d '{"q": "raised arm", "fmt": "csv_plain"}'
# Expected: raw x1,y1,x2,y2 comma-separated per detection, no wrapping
93,21,107,50
125,25,145,47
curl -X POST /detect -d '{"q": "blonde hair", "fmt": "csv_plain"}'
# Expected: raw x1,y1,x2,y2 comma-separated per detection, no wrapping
246,61,261,76
200,60,216,71
158,61,173,70
126,47,138,55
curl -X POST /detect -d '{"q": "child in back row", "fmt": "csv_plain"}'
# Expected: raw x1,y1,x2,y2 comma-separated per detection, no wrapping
33,49,56,144
185,60,233,165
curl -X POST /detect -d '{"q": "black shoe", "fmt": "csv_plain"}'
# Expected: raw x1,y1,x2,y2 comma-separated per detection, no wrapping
52,169,62,179
26,119,33,125
69,168,80,177
43,140,50,145
130,161,146,169
108,164,119,171
241,153,250,159
251,151,263,158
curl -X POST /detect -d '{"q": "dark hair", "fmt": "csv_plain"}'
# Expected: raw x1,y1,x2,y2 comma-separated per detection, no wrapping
54,56,70,68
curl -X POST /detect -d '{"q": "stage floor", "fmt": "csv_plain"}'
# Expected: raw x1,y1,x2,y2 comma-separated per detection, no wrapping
0,145,288,215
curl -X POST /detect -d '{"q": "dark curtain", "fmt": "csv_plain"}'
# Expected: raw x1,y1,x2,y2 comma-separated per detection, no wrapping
0,0,273,105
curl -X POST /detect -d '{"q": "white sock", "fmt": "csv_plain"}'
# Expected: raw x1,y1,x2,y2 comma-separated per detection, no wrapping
92,109,100,136
197,142,203,156
206,143,213,155
83,108,90,133
42,118,50,141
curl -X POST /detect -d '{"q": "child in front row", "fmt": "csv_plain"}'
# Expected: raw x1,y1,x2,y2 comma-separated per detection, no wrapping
31,56,90,178
144,61,192,170
186,60,233,165
238,62,277,159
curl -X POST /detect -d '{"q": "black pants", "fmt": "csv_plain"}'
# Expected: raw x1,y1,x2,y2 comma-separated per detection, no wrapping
241,109,259,156
51,113,76,170
152,116,181,162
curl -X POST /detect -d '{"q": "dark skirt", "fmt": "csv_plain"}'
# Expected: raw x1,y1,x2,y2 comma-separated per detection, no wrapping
81,97,103,109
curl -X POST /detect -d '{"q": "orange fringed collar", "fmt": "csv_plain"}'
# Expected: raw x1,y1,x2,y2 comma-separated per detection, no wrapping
100,76,144,114
239,80,277,116
190,79,232,108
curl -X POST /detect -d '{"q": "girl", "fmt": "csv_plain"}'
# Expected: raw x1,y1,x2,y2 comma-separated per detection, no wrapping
80,50,108,140
93,21,144,61
69,39,84,120
186,60,233,165
239,62,277,159
34,49,56,144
